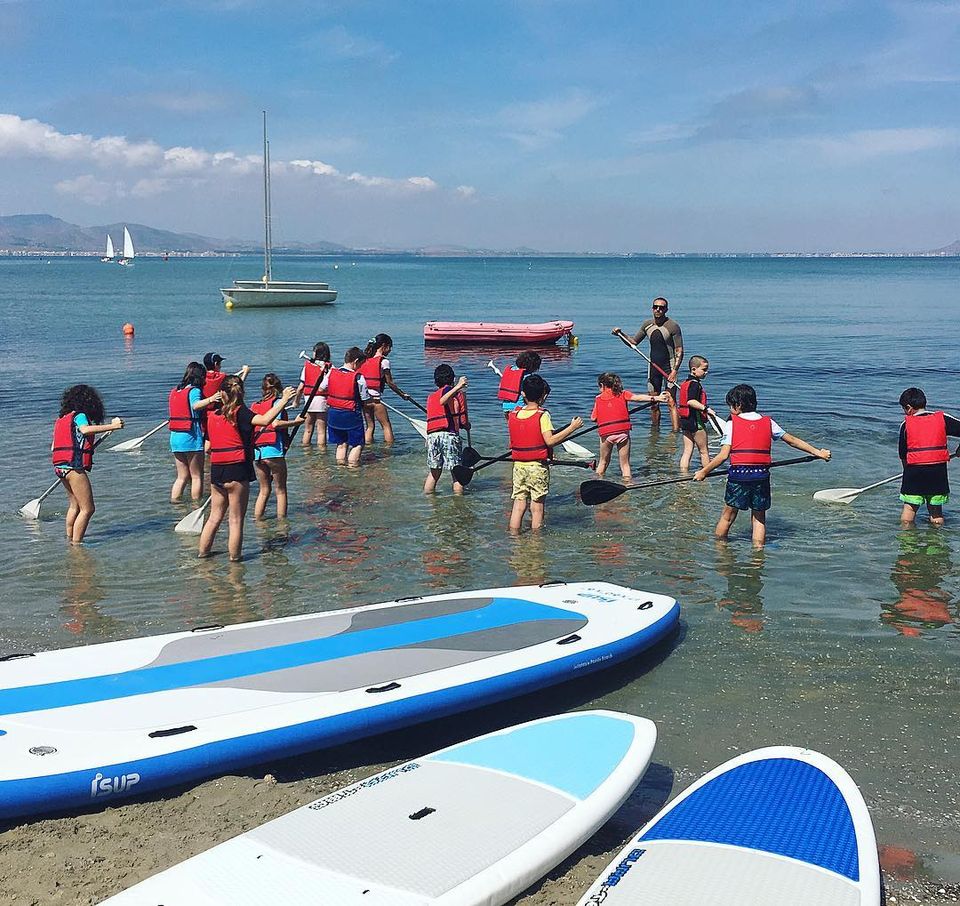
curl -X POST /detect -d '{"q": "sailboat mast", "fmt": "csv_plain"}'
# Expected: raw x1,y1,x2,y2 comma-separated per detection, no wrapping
262,110,272,283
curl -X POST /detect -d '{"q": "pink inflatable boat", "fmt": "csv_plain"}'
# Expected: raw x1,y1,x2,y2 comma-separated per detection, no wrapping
423,319,575,345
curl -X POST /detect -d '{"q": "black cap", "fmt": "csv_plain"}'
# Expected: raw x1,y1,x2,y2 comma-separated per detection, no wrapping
203,352,223,369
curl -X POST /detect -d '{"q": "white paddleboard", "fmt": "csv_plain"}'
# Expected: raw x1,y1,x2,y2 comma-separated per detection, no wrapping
102,710,657,905
577,746,882,905
0,582,679,819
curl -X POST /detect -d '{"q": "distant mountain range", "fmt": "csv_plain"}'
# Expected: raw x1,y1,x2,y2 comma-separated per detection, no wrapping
0,213,958,257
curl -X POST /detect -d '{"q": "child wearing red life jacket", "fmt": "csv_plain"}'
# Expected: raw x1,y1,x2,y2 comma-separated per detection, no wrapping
424,364,470,495
169,361,221,503
508,374,583,533
590,372,667,481
296,341,332,450
498,350,542,420
199,375,297,561
202,352,250,397
677,356,718,473
694,383,830,548
325,347,370,466
252,373,306,519
897,387,960,526
358,333,414,445
50,384,124,543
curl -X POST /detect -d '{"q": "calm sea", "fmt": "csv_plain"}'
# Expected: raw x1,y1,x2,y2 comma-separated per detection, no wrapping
1,254,959,886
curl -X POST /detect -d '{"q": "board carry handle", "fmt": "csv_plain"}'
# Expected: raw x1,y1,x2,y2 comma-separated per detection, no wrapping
557,634,582,645
366,681,402,693
0,652,35,662
190,624,224,633
538,580,568,587
149,724,198,738
409,807,437,820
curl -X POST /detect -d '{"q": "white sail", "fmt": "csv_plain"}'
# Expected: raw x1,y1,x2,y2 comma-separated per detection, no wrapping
122,227,135,260
105,234,115,258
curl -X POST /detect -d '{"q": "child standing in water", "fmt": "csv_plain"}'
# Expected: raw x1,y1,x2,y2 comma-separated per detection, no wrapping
325,347,370,466
590,372,666,481
677,355,717,472
424,365,469,495
508,375,583,533
497,351,542,420
168,361,219,502
252,373,305,519
358,334,414,445
297,341,331,449
897,387,960,526
51,384,124,543
694,383,831,548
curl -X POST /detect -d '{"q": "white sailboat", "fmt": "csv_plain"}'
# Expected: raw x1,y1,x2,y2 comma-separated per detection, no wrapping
220,112,337,309
117,226,135,266
100,234,115,262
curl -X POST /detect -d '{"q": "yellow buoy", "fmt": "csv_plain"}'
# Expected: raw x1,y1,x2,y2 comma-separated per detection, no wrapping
225,299,234,310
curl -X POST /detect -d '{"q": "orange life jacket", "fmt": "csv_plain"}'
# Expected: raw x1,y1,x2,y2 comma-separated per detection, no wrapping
327,368,361,412
730,415,772,466
509,408,549,462
904,412,949,465
594,392,631,438
51,412,94,471
357,355,383,393
168,387,197,432
206,410,247,464
677,380,706,419
497,367,525,403
302,360,329,396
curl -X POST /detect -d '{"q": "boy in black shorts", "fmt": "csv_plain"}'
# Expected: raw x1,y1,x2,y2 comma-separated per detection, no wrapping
694,384,831,548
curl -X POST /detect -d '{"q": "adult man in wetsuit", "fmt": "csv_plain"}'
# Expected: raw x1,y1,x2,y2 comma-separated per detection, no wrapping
614,297,683,431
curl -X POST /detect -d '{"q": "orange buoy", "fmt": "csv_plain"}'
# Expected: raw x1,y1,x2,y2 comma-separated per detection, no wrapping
122,323,135,336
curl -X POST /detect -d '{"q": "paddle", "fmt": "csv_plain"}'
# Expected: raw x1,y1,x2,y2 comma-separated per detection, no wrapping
485,359,595,458
174,494,211,534
580,455,821,506
283,367,326,453
613,329,724,437
20,436,111,520
382,400,428,441
109,419,169,452
814,450,959,504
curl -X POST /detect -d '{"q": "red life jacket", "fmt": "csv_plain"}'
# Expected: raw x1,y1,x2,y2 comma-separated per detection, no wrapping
302,360,330,397
594,392,632,439
509,408,549,462
497,367,525,403
250,399,281,448
167,387,197,432
905,412,949,465
730,415,772,466
51,412,94,471
426,387,459,434
357,355,383,393
454,391,469,430
203,370,226,397
677,380,706,419
206,411,247,464
327,368,361,411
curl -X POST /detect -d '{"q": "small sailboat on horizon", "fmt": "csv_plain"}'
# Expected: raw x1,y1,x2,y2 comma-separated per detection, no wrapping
100,234,115,263
117,226,135,266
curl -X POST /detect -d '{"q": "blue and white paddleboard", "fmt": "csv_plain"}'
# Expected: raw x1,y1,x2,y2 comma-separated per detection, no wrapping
102,710,657,906
0,582,679,820
577,746,882,906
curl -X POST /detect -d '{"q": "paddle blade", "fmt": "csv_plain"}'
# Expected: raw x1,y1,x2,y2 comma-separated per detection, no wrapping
175,499,209,534
461,446,482,469
579,479,628,506
561,439,595,458
813,488,860,504
451,464,474,487
411,419,429,441
109,436,144,452
19,499,42,519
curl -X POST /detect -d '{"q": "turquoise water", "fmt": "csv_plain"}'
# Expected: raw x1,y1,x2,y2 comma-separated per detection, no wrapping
1,255,959,886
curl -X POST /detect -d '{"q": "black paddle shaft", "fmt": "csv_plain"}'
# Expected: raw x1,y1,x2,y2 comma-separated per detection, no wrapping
284,367,327,453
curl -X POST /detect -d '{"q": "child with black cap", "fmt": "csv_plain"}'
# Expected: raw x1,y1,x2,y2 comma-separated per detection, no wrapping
202,352,249,397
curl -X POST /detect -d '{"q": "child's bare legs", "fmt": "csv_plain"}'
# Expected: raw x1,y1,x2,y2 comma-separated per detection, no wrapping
172,451,204,502
900,502,919,525
364,401,395,445
424,467,442,494
509,496,529,533
452,477,464,495
335,442,348,465
596,440,614,477
301,412,317,446
254,460,273,519
225,481,250,561
616,437,632,481
346,444,363,467
186,451,204,499
715,504,739,541
314,413,327,450
172,453,191,501
530,496,546,530
61,470,95,543
928,504,944,526
750,509,767,548
694,428,710,469
198,483,228,558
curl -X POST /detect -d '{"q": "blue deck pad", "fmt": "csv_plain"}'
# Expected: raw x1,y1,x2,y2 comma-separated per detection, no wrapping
431,712,636,800
0,598,583,717
641,757,859,881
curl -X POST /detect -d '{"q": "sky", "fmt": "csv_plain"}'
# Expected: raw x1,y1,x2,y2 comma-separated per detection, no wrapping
0,0,958,252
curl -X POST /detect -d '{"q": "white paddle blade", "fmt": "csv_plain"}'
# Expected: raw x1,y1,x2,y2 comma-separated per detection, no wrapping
562,439,595,458
813,488,861,503
19,499,42,519
109,436,145,452
411,420,429,441
175,499,210,534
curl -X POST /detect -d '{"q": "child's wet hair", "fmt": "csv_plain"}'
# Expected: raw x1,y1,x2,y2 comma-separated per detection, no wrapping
597,372,624,395
364,334,392,358
434,364,455,387
344,346,363,365
725,383,757,412
688,355,708,372
312,341,330,362
899,387,927,410
515,351,542,372
521,373,550,404
60,384,105,423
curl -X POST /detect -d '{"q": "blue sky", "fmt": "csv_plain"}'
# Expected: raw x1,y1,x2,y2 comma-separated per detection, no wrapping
1,0,958,251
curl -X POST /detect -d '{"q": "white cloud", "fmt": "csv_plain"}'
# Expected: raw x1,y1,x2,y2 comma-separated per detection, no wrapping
497,89,600,149
300,25,397,65
455,185,477,198
0,114,163,166
55,174,125,204
807,127,960,162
